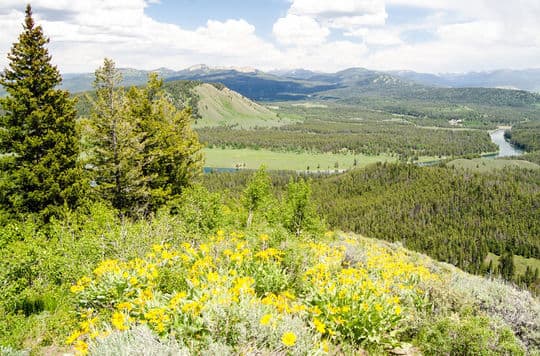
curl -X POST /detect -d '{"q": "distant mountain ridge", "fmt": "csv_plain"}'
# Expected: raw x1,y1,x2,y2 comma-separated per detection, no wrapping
2,65,539,107
389,69,540,92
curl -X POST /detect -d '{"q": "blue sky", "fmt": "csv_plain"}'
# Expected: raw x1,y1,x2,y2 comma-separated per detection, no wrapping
0,0,539,73
145,0,290,39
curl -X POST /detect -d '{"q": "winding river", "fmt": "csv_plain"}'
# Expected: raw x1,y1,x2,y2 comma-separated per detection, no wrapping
489,129,524,157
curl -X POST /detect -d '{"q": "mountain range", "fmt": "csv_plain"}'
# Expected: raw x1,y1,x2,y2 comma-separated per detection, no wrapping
2,65,539,112
51,65,540,96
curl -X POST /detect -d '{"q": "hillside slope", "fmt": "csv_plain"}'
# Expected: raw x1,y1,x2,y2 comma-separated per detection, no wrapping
193,83,283,128
75,80,282,128
68,230,540,354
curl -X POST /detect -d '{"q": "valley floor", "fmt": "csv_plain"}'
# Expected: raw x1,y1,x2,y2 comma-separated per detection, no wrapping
203,147,440,171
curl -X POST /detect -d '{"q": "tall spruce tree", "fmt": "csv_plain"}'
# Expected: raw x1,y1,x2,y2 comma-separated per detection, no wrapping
85,58,147,213
127,73,203,212
85,60,203,215
0,5,83,221
499,250,515,281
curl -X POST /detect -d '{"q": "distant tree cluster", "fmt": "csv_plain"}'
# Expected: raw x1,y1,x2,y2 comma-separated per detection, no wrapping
505,121,540,152
197,123,497,158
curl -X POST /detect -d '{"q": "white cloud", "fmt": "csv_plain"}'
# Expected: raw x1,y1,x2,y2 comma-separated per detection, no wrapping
0,1,285,72
289,0,387,28
1,0,540,74
273,14,330,46
276,40,368,71
346,28,403,46
437,21,501,45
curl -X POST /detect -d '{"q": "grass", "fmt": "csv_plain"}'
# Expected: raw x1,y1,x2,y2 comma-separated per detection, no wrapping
485,252,540,276
203,147,397,171
447,158,540,172
193,84,292,128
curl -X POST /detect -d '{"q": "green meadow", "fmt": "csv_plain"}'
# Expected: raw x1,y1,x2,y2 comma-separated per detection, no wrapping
203,147,397,171
486,252,540,277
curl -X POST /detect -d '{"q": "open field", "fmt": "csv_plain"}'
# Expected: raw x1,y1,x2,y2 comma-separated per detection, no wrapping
203,147,397,171
448,158,540,172
486,252,540,276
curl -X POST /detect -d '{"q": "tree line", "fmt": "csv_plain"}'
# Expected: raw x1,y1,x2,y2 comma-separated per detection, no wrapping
197,123,497,158
505,121,540,152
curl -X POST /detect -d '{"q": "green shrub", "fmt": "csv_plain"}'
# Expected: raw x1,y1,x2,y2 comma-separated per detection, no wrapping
163,184,226,236
415,313,525,355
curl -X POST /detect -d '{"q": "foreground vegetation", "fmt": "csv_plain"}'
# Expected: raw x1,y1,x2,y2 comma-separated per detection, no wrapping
202,163,540,292
1,188,539,355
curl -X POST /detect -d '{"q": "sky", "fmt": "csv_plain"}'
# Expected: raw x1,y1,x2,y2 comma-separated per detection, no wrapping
0,0,539,74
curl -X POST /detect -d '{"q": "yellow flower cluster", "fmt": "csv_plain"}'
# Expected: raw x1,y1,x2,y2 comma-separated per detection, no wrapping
299,237,439,346
68,231,438,354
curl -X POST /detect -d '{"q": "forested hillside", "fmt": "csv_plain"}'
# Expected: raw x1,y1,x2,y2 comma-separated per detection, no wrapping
506,121,540,152
198,123,497,158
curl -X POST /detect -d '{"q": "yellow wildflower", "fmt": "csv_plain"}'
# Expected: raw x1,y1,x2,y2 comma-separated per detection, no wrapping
281,332,297,347
169,291,187,308
70,284,85,293
73,340,88,355
129,276,138,286
117,302,133,311
93,259,120,277
255,248,284,261
181,301,203,316
66,330,82,345
111,312,128,331
206,271,220,283
260,314,272,326
313,318,326,333
320,340,330,353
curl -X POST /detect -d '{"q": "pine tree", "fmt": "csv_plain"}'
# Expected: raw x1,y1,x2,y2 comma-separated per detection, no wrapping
127,72,203,212
282,178,324,236
242,166,272,227
85,61,203,215
84,58,147,213
498,250,515,281
0,5,83,221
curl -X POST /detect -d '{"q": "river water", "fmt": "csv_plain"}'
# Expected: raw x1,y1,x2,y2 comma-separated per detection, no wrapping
489,129,524,157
